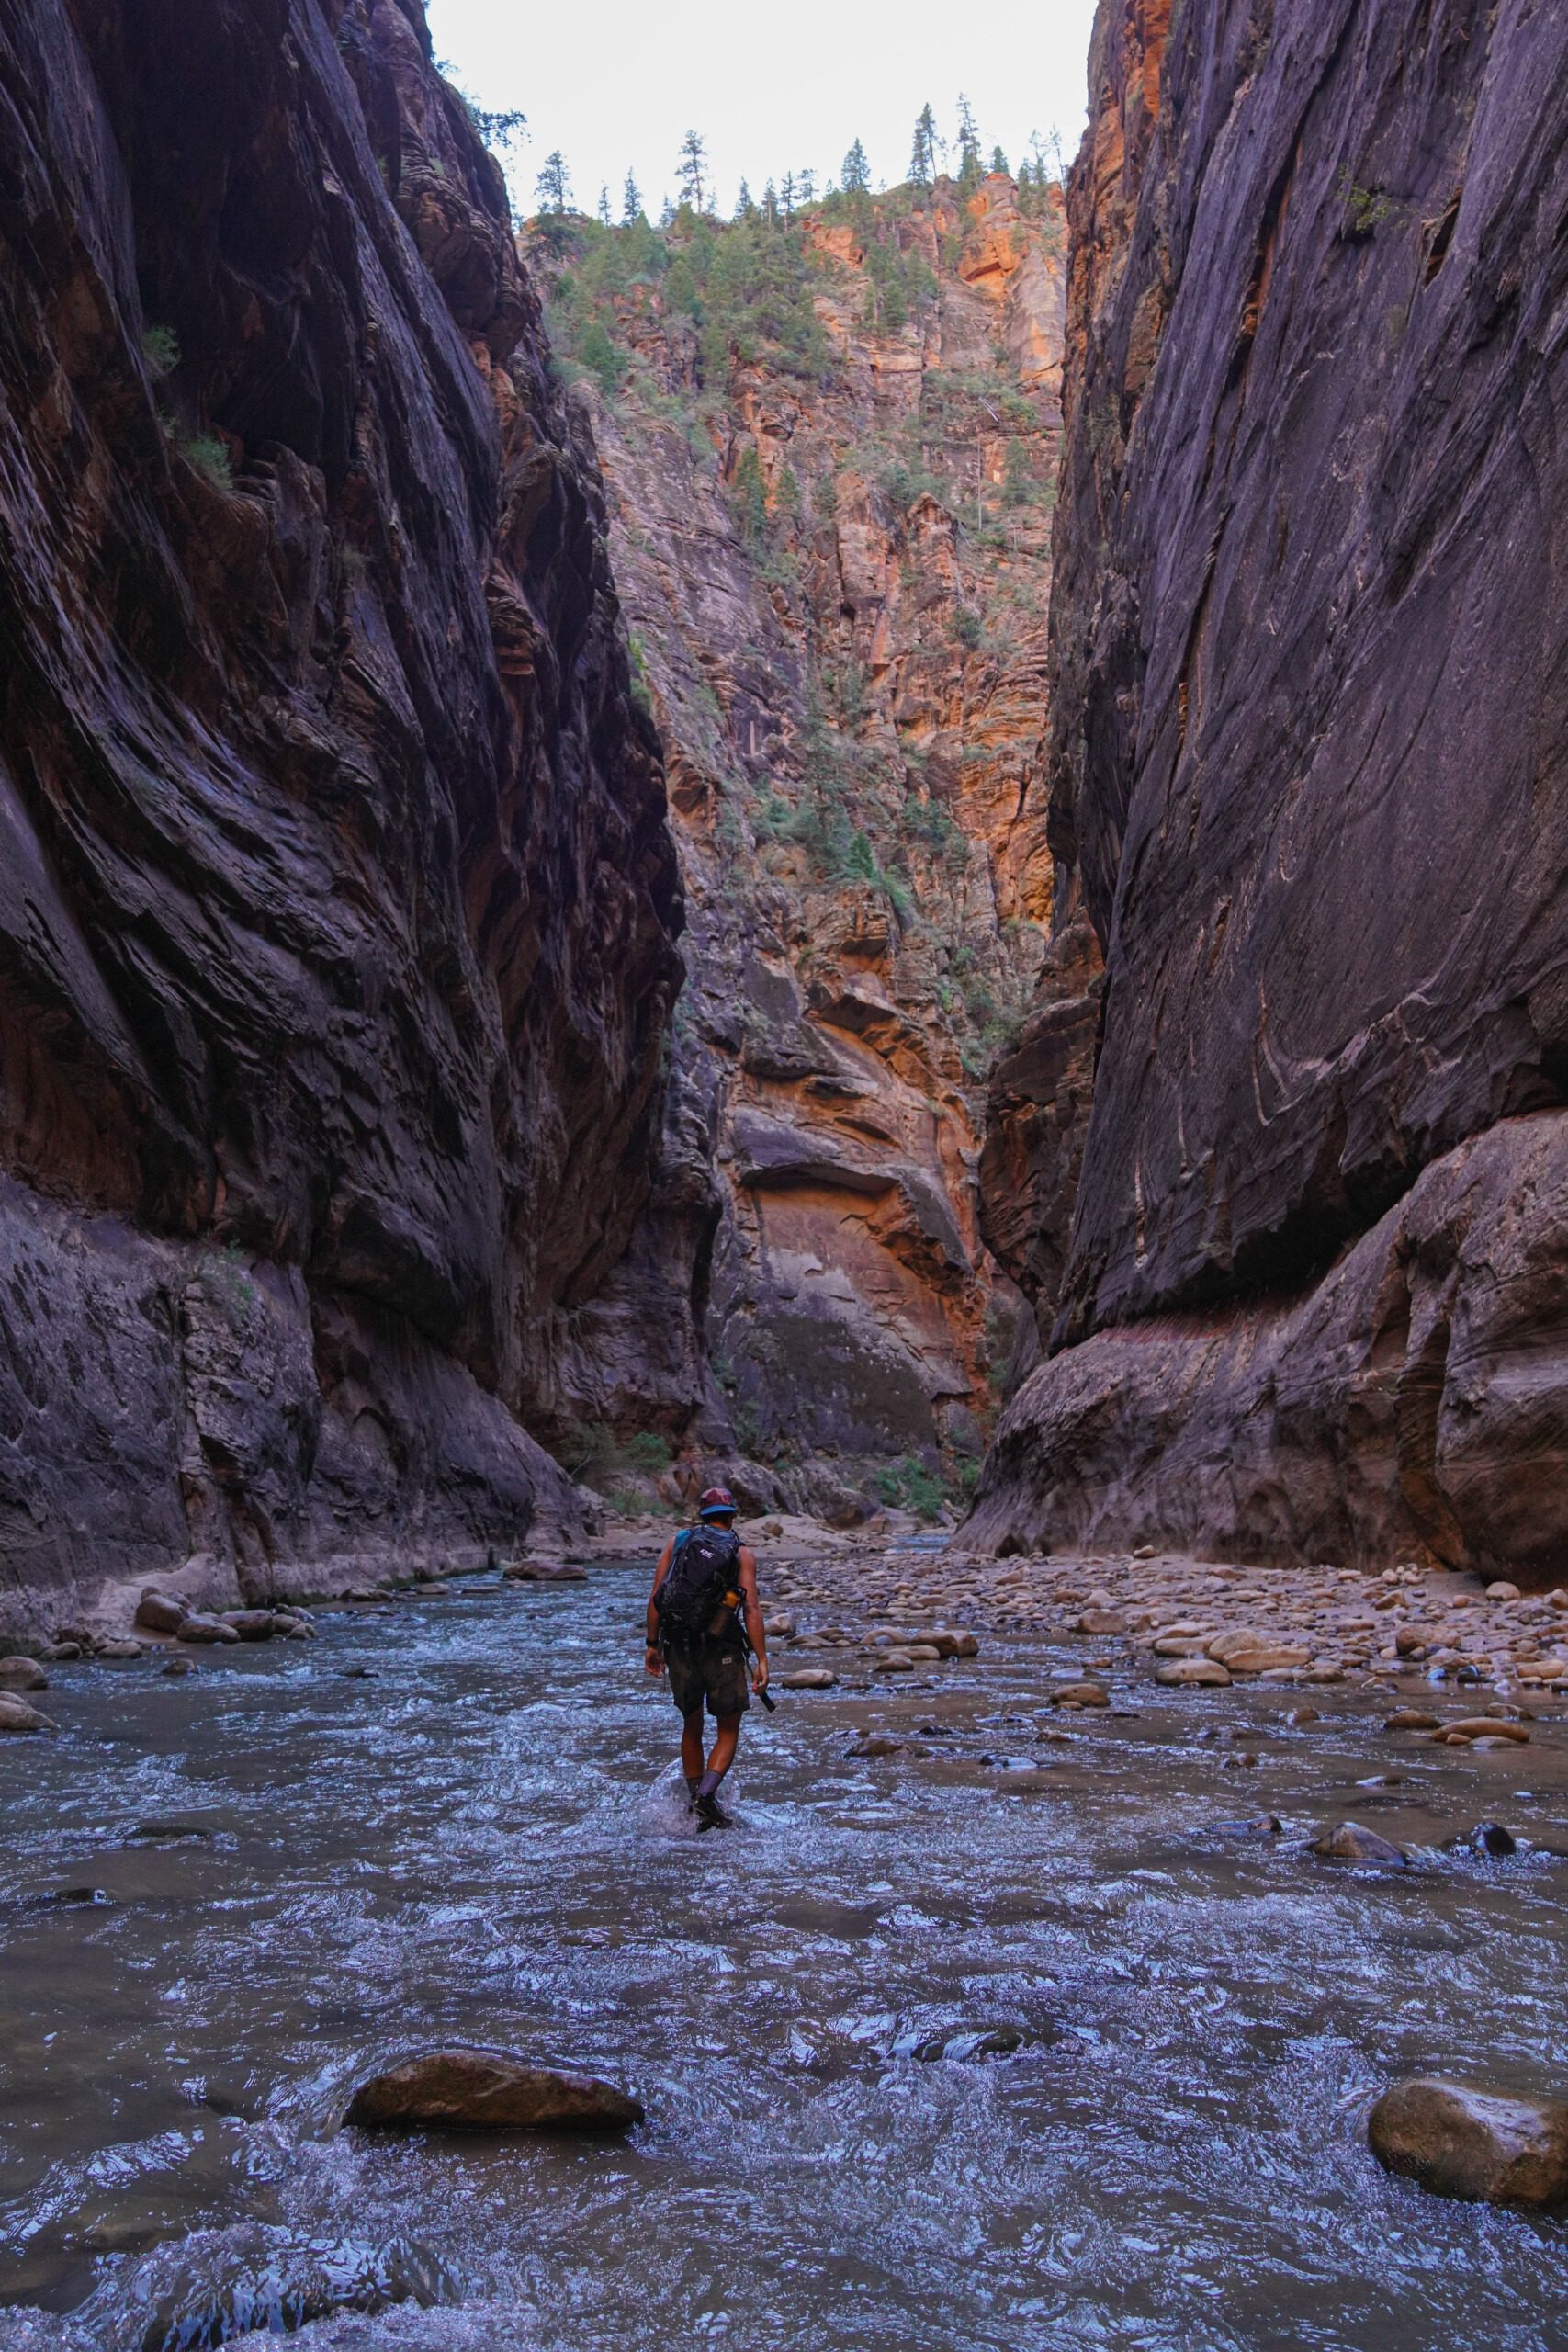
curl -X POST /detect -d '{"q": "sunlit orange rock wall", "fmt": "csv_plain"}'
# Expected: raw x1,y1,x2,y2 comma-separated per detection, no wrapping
539,181,1066,1510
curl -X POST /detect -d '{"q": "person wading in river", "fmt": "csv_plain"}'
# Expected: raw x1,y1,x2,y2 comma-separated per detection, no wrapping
645,1487,768,1830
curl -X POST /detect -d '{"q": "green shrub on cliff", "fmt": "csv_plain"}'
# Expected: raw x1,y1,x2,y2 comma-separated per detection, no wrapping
141,323,179,377
874,1454,946,1519
730,444,769,543
174,430,233,488
576,320,624,390
557,1421,672,1491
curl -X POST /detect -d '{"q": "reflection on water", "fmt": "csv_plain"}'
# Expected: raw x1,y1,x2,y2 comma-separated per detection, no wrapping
2,1565,1566,2349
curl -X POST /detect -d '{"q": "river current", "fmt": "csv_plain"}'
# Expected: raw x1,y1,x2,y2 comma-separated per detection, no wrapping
2,1559,1566,2351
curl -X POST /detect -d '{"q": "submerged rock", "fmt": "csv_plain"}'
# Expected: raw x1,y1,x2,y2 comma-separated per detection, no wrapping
1312,1820,1408,1866
51,2227,456,2350
344,2047,642,2132
1384,1709,1441,1732
0,2312,94,2350
1464,1821,1520,1858
893,2024,1022,2063
1369,2077,1568,2204
1051,1680,1109,1708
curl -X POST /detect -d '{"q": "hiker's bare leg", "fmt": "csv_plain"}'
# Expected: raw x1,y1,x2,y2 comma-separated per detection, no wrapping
681,1708,705,1781
706,1713,741,1782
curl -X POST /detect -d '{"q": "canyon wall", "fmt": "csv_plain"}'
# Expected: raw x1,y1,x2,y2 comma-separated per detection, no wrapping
530,180,1064,1514
0,0,681,1633
973,0,1568,1578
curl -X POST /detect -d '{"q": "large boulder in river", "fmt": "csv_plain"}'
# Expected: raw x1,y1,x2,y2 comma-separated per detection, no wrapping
1370,2077,1568,2205
344,2047,642,2132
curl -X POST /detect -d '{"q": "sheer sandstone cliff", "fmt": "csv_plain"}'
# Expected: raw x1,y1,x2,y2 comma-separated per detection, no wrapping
972,0,1568,1578
530,180,1065,1513
0,0,681,1634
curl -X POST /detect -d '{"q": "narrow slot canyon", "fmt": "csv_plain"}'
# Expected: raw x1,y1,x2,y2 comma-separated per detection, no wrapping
1,0,1565,2344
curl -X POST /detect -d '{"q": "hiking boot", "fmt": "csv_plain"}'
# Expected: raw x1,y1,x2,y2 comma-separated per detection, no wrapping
694,1790,733,1831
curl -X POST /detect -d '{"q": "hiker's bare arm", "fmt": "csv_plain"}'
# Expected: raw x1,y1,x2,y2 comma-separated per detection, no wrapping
645,1537,674,1673
739,1546,767,1689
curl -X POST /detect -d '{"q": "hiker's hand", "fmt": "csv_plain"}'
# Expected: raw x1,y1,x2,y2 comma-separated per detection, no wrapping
644,1643,664,1677
751,1655,769,1692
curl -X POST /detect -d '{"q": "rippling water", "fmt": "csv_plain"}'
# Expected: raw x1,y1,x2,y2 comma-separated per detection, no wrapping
2,1563,1566,2350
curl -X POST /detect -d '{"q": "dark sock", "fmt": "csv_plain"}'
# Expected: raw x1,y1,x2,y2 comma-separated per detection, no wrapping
696,1768,723,1801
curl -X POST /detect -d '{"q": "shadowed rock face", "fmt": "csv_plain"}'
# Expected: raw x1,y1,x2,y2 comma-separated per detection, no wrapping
973,0,1568,1575
0,0,681,1630
974,1115,1568,1578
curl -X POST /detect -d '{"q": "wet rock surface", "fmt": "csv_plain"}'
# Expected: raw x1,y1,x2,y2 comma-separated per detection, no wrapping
344,2048,642,2133
1369,2078,1568,2207
1313,1822,1408,1868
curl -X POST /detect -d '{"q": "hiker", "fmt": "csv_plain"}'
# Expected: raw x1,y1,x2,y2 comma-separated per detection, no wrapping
645,1486,768,1829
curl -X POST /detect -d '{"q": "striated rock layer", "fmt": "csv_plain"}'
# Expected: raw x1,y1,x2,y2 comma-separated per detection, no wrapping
0,0,681,1634
973,0,1568,1575
532,178,1065,1512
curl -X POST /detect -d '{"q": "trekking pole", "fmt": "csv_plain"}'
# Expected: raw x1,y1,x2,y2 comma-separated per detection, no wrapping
742,1625,778,1711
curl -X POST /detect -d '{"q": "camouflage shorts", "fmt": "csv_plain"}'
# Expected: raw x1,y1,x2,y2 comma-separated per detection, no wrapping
664,1638,750,1720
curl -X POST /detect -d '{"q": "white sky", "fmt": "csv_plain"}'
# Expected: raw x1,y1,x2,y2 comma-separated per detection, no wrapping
424,0,1101,220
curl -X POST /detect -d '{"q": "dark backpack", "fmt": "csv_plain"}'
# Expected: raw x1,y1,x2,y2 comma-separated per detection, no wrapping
656,1525,741,1645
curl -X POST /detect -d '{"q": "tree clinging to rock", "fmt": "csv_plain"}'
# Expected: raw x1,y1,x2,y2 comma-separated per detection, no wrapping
677,128,707,215
908,103,938,192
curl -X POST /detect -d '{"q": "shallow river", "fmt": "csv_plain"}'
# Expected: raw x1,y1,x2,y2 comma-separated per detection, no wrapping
3,1560,1567,2351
